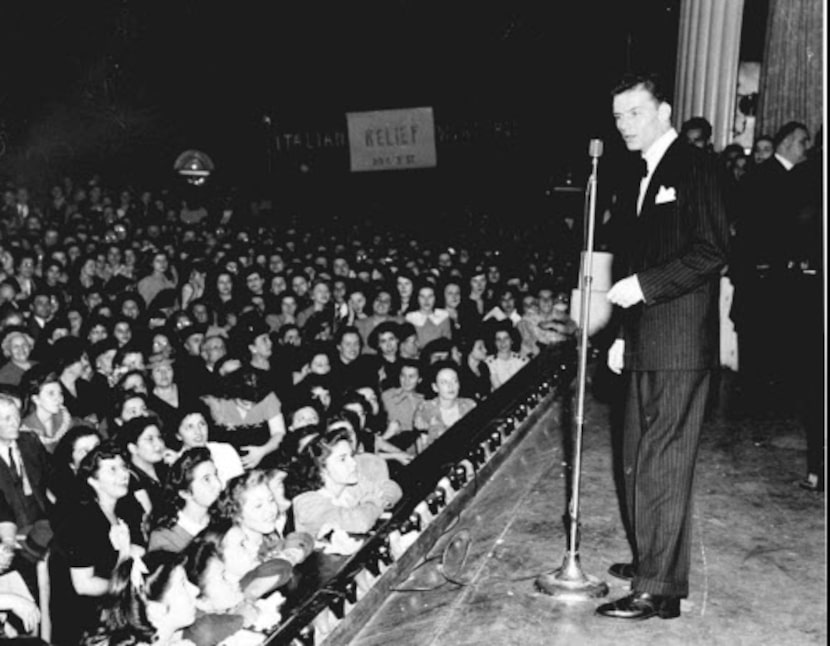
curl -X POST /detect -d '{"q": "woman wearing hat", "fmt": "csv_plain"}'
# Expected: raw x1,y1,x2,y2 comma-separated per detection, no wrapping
147,352,200,434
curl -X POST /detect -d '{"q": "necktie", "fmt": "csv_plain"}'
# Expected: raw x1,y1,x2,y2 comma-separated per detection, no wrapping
8,446,18,477
637,158,650,215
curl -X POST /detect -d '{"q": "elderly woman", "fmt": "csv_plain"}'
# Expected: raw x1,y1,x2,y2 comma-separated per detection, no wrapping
0,326,36,386
290,423,401,538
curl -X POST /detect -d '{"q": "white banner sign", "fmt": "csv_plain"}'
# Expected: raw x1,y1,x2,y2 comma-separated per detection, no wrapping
346,107,437,172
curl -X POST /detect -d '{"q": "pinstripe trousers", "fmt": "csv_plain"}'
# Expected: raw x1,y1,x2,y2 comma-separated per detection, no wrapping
623,369,711,598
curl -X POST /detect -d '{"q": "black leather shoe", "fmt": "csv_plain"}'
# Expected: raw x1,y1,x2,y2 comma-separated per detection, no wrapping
596,591,681,620
608,562,636,581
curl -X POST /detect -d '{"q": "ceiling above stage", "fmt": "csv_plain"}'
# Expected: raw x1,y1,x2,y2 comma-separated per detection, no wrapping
0,1,768,183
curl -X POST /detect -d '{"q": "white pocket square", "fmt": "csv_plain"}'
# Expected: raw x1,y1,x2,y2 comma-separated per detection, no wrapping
655,186,677,204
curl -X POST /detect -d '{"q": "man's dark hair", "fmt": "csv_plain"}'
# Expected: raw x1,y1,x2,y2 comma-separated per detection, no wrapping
611,73,670,104
773,121,809,149
680,117,712,140
334,324,361,348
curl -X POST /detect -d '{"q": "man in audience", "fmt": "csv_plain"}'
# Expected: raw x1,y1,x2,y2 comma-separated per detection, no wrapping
731,121,812,408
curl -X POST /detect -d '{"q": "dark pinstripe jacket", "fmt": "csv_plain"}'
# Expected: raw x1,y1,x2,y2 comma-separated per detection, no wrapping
616,140,729,371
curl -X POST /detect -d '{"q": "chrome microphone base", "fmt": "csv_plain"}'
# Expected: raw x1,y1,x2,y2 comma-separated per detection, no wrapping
535,553,609,600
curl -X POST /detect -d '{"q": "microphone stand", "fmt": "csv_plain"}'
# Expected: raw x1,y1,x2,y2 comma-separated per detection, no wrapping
536,140,609,600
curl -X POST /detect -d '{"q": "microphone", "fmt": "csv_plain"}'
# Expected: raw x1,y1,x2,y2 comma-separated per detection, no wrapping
589,138,604,159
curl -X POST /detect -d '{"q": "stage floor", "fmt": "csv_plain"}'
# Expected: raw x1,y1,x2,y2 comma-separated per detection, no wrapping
349,370,826,646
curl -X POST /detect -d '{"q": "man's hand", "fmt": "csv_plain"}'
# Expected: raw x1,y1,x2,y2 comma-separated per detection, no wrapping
607,339,625,375
607,275,645,309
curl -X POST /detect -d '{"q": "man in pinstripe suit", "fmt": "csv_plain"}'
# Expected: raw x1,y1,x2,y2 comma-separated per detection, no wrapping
596,74,729,621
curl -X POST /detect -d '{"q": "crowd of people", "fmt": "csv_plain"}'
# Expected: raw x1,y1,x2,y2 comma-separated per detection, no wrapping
0,174,581,645
0,111,820,641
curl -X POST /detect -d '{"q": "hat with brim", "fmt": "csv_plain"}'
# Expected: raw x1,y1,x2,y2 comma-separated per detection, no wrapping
178,322,208,345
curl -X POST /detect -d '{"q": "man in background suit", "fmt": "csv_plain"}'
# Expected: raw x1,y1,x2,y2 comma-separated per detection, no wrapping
597,74,729,620
730,121,812,410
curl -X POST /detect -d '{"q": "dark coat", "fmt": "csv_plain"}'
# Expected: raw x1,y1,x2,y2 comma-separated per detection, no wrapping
614,140,729,371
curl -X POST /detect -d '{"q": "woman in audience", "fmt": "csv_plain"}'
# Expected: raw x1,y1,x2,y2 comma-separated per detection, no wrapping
116,369,151,396
117,292,146,322
69,254,103,305
51,440,147,645
290,424,401,538
180,261,207,310
202,365,287,469
458,264,488,340
367,321,402,391
149,328,177,359
111,315,134,348
147,353,197,433
393,272,415,317
206,270,239,326
50,425,102,528
211,470,313,590
149,448,222,553
355,286,398,352
405,280,452,348
167,406,244,487
105,389,150,440
118,414,169,518
19,366,79,452
290,343,332,393
440,278,464,341
338,393,410,473
268,290,299,333
458,335,492,402
83,315,111,347
81,551,198,646
381,359,424,452
181,533,281,645
485,320,528,390
53,335,97,420
413,360,476,452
